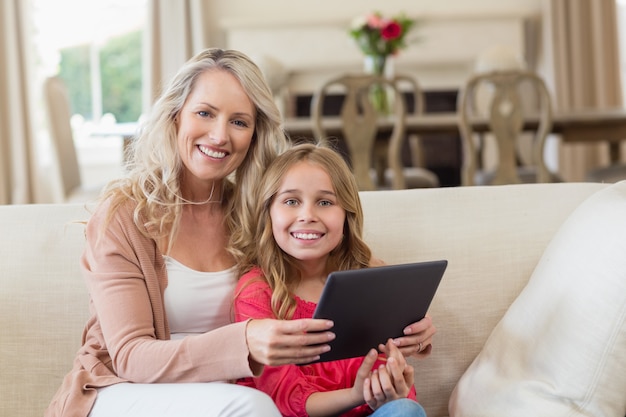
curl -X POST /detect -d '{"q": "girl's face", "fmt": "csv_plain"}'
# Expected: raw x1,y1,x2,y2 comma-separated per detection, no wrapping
270,161,346,267
176,69,256,188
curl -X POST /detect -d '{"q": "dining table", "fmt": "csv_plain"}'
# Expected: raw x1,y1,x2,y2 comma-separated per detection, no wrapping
92,107,626,172
283,107,626,163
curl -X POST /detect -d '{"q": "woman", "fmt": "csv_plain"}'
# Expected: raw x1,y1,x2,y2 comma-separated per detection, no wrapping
45,48,335,417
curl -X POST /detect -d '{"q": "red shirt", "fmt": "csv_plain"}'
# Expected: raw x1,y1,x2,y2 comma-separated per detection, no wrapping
234,267,417,417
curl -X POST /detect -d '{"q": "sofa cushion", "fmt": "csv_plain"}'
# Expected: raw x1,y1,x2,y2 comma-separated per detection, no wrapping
449,181,626,417
0,204,91,417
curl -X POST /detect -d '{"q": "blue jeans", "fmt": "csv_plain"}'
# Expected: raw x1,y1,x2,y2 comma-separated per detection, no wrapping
370,398,427,417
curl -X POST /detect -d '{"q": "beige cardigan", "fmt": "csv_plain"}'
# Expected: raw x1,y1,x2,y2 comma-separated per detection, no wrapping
45,199,255,417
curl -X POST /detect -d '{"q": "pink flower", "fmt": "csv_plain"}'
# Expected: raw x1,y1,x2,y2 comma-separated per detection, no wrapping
381,20,402,40
367,13,384,29
348,11,415,57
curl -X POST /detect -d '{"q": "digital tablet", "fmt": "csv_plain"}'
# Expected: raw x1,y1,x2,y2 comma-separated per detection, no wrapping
308,260,447,364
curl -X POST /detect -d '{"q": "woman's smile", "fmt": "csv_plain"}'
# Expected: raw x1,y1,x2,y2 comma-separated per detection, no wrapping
176,69,256,185
197,144,227,159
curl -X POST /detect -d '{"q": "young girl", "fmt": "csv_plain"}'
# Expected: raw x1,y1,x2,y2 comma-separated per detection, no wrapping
233,143,428,417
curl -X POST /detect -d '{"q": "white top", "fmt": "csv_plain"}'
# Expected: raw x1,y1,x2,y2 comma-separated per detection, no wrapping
163,256,238,340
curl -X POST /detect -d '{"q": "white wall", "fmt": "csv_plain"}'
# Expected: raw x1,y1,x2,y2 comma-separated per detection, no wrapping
209,0,542,21
207,0,544,100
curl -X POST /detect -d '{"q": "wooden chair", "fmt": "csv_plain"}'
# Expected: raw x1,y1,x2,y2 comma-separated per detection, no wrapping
43,76,104,203
311,74,439,191
457,69,559,186
371,74,439,188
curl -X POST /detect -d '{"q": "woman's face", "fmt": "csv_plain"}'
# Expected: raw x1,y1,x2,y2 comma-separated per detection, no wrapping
176,69,256,186
269,161,346,267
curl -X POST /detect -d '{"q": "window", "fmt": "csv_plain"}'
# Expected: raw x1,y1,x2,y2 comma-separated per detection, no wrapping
31,0,146,185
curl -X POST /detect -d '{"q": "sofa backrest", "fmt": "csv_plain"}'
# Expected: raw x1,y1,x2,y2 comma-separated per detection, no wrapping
0,182,607,417
358,182,607,416
0,203,91,417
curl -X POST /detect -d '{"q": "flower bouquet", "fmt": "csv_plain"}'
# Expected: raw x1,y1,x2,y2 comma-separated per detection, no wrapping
349,12,415,114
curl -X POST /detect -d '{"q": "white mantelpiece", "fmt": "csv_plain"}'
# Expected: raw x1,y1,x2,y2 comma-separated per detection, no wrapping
222,13,539,95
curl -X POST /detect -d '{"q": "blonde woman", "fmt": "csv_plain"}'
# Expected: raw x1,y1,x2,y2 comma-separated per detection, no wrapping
46,49,335,417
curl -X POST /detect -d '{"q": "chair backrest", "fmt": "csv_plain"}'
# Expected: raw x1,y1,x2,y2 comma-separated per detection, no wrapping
457,69,553,185
311,74,406,191
394,74,425,117
393,74,426,168
43,76,82,200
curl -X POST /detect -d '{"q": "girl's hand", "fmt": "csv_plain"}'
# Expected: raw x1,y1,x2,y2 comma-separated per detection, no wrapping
381,315,436,358
385,339,414,392
364,340,414,410
245,318,335,367
305,349,378,416
349,348,379,403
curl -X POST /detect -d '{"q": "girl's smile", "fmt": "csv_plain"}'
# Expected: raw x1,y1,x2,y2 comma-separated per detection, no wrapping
270,161,346,267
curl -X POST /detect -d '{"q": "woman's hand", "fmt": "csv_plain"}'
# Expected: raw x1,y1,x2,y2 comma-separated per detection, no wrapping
380,315,436,358
364,339,414,410
245,318,335,367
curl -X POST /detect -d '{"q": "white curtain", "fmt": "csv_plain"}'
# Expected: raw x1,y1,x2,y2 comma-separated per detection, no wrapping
143,0,211,110
543,0,623,181
0,0,38,204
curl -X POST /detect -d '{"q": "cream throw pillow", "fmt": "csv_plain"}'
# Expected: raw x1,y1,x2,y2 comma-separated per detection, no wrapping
449,181,626,417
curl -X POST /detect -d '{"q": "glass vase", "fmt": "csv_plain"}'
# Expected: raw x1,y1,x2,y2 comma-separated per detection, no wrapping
363,54,394,115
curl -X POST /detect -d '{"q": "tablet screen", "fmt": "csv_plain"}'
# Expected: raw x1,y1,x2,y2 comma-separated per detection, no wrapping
308,260,447,363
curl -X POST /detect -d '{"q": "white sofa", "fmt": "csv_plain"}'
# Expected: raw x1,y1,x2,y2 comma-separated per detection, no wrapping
2,182,625,417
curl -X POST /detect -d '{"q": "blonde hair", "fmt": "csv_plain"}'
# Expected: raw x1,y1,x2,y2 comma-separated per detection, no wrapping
97,48,289,251
238,142,372,319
